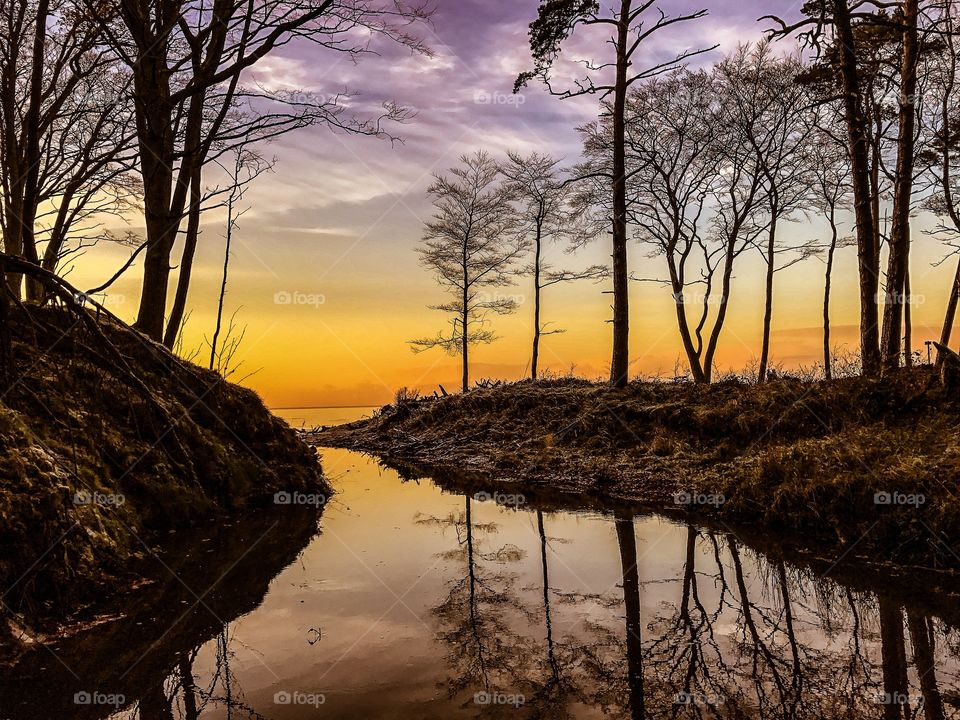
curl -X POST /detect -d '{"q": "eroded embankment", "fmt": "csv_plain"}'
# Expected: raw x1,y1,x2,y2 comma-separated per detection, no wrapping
0,305,328,631
310,370,960,569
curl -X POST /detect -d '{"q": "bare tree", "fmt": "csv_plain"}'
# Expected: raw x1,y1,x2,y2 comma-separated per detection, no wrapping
718,44,816,382
82,0,431,342
0,0,138,300
767,0,888,376
411,152,525,392
808,116,855,379
208,148,272,375
699,52,774,382
615,68,721,383
515,0,713,387
499,151,604,380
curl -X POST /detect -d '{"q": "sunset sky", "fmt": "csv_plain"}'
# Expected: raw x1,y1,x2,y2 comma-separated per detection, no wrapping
68,0,960,408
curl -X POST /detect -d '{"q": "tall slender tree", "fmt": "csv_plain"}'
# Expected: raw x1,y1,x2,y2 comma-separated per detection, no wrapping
515,0,713,387
614,68,721,383
881,0,922,370
767,0,886,376
499,151,604,380
84,0,431,341
411,152,525,392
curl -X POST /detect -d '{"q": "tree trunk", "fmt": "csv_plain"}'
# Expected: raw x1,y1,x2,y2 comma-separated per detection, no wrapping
20,0,49,303
833,0,881,376
461,294,469,393
538,510,560,684
937,256,960,368
210,190,235,371
702,224,742,382
880,0,919,371
2,197,24,299
669,274,707,382
759,210,778,383
131,29,177,341
904,258,912,367
0,258,12,392
907,612,945,720
132,11,210,341
824,206,838,379
614,511,644,720
178,655,200,720
878,599,909,720
532,223,542,380
163,168,203,349
609,0,632,388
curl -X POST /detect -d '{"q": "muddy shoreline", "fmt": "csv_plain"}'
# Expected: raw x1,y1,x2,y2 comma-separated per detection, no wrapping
308,369,960,572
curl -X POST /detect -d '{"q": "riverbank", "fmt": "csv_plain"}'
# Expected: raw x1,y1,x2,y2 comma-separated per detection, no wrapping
311,368,960,570
0,305,328,633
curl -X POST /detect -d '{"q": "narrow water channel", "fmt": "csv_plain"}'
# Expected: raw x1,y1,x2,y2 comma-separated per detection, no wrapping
3,445,959,719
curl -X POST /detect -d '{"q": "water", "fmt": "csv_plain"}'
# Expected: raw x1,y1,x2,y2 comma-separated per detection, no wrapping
2,447,960,719
272,406,379,430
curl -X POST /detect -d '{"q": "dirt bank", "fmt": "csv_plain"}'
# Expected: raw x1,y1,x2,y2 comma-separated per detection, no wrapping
0,305,328,630
310,369,960,569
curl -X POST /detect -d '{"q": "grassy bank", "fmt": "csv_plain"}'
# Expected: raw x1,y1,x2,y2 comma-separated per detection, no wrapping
0,305,328,630
313,369,960,569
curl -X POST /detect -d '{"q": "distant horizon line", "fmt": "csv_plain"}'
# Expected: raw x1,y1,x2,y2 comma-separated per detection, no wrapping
271,404,382,410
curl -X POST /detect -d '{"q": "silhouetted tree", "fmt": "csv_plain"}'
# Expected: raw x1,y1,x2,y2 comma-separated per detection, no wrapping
808,118,855,379
720,45,815,382
613,68,721,383
411,152,525,392
0,0,138,300
499,151,604,380
82,0,430,341
515,0,713,387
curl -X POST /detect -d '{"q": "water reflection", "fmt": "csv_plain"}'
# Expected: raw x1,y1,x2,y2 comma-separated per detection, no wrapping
2,448,960,719
0,508,322,719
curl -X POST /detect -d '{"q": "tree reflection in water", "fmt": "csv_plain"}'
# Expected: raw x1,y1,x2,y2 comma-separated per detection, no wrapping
427,506,960,720
14,491,960,719
136,627,268,720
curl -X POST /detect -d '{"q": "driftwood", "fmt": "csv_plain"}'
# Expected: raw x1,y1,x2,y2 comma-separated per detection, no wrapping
933,342,960,391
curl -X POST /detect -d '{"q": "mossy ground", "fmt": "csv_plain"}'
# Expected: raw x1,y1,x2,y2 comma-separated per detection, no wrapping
0,305,327,628
313,369,960,569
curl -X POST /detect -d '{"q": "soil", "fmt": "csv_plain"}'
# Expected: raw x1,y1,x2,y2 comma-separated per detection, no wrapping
309,369,960,570
0,305,328,631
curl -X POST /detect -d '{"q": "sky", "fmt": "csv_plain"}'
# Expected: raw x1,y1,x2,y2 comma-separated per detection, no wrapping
67,0,960,408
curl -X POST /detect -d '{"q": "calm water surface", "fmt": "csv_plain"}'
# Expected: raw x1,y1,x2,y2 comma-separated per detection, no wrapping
3,425,960,718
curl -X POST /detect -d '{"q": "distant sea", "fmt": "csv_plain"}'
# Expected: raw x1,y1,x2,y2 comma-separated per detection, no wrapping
271,405,380,429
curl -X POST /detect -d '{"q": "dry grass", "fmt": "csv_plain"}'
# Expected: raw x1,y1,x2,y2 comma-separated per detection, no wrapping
0,306,327,626
315,368,960,569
